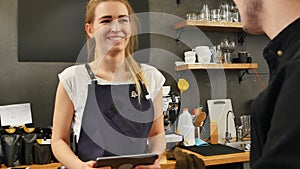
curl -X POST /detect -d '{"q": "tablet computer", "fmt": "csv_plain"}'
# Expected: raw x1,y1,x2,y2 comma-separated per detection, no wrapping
94,153,158,168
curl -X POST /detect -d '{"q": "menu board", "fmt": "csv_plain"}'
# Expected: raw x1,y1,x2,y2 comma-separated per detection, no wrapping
0,103,32,127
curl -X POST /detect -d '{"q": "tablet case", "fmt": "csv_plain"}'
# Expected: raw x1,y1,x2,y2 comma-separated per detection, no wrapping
95,153,158,168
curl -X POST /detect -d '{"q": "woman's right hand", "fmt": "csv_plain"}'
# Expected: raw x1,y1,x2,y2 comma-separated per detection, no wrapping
83,160,111,169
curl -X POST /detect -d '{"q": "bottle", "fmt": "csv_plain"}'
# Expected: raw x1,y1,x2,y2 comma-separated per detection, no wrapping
177,108,195,146
210,120,218,144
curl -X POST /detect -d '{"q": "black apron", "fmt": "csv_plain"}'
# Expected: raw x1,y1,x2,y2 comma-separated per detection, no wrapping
77,64,154,161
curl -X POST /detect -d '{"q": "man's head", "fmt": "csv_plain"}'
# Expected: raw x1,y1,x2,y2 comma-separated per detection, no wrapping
233,0,265,35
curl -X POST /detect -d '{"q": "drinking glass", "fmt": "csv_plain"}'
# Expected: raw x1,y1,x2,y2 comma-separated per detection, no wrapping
210,9,218,22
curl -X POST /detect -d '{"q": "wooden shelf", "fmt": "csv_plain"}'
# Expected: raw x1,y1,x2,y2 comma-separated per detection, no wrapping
174,20,243,32
175,63,258,71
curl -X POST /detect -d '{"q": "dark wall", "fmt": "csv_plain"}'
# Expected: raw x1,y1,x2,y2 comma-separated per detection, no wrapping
18,0,149,62
148,0,270,127
0,0,269,127
1,0,70,127
18,0,86,62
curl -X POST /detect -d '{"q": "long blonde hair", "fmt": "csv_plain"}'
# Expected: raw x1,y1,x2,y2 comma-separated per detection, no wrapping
85,0,147,101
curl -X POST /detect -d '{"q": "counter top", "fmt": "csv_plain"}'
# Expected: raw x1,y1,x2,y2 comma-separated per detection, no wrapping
160,148,249,169
181,148,249,166
0,148,249,169
0,163,62,169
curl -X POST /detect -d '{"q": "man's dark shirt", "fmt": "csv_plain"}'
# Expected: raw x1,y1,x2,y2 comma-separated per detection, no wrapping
251,17,300,169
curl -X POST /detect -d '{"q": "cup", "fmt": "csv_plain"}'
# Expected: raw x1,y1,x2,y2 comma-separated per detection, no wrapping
162,86,171,96
238,51,249,63
210,9,218,21
224,52,231,64
240,115,250,136
184,51,196,63
194,46,212,64
186,12,197,20
200,4,210,21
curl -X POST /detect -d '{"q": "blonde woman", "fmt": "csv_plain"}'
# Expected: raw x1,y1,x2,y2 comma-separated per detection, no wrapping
51,0,165,168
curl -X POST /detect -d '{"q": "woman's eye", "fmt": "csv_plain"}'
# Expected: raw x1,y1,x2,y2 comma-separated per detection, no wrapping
100,19,111,24
119,18,129,23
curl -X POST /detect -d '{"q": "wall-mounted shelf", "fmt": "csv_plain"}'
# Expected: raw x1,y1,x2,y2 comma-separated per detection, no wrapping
175,63,258,71
175,63,258,83
174,20,243,32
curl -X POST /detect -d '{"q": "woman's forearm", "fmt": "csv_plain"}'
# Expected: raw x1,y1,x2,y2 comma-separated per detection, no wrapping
51,139,86,169
148,132,166,155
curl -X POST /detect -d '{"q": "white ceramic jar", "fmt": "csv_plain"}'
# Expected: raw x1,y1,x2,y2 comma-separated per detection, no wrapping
184,51,196,63
194,46,212,64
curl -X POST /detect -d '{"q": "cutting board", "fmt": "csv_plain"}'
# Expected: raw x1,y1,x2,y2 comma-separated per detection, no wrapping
207,99,236,143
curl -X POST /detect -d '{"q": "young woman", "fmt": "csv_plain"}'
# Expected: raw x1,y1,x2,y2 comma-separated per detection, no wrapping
51,0,166,168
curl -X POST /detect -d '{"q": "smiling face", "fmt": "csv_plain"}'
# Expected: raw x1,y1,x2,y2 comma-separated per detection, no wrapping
85,1,131,56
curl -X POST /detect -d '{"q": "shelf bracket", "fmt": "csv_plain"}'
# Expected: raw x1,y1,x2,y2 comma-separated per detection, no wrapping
238,31,247,44
176,27,184,44
239,69,249,84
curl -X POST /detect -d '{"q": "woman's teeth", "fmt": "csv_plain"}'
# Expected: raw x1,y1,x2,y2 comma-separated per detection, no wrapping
108,37,124,41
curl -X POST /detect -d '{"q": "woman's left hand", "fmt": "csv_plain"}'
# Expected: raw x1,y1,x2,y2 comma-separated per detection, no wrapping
134,159,161,169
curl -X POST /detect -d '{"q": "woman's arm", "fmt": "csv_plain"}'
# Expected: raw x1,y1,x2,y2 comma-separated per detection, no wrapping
51,82,97,169
148,88,166,156
135,88,165,169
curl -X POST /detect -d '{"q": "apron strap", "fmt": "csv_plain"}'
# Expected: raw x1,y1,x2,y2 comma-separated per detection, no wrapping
85,64,97,83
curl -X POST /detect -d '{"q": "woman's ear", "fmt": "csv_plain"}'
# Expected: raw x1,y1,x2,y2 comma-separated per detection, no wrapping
85,23,93,38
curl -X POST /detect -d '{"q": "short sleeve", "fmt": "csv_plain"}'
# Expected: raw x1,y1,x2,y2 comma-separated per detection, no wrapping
58,66,76,103
141,64,166,100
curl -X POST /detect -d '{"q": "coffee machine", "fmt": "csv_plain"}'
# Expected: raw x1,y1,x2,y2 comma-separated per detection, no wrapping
162,92,181,134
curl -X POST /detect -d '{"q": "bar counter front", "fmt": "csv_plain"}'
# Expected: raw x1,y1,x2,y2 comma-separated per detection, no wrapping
0,148,249,169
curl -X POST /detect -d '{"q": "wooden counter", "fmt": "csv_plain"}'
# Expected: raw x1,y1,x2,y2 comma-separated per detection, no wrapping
0,163,62,169
160,148,249,169
0,149,249,169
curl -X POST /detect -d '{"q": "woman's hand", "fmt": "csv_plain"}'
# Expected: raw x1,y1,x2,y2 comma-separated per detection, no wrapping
82,160,111,169
134,159,161,169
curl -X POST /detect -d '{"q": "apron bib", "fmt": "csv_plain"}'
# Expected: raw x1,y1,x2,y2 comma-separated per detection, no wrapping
77,64,154,161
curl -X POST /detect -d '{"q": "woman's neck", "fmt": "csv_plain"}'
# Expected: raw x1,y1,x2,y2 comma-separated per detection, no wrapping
90,52,130,82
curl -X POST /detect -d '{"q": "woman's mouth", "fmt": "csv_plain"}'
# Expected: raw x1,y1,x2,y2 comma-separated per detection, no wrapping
107,36,125,43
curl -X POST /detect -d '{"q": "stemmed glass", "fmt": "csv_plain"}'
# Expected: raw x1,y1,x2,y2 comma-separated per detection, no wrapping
220,39,235,63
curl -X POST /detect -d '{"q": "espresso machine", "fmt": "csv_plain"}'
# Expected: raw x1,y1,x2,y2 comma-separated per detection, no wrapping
162,92,181,134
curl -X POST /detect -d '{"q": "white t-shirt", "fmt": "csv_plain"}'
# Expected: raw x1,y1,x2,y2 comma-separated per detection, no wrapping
58,63,165,141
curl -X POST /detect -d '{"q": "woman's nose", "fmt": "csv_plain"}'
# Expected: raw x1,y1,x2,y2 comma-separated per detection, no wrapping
110,20,121,32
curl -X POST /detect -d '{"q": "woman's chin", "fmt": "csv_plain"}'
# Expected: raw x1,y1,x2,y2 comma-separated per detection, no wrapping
106,45,125,55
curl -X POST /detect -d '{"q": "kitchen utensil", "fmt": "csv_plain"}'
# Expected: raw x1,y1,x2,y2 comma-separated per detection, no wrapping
177,78,189,94
207,99,236,143
238,51,249,63
194,111,207,127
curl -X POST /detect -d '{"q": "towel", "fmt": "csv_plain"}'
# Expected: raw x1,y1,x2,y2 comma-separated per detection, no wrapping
166,147,205,169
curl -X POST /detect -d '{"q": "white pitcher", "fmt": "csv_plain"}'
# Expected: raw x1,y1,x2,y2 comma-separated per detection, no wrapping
194,46,213,64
